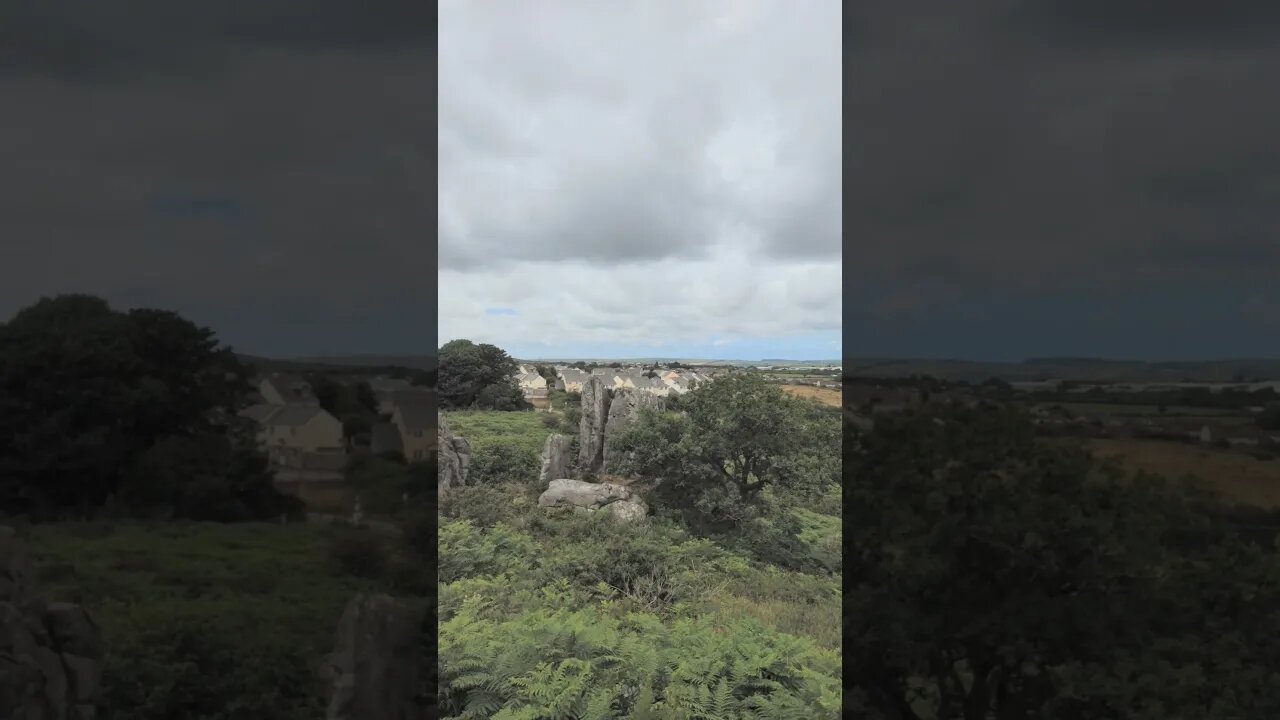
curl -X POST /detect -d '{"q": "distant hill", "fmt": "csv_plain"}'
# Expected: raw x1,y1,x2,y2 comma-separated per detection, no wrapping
843,357,1280,383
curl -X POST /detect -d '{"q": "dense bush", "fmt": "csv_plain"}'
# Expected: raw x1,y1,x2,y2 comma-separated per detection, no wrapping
468,444,539,486
327,527,389,579
0,294,293,521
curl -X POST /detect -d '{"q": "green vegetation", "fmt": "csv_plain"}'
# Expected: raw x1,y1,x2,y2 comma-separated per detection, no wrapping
0,294,297,521
849,400,1280,718
439,366,842,718
438,339,528,410
25,521,389,720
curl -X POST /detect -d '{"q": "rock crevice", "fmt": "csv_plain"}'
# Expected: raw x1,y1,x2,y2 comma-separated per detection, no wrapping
0,526,104,720
438,412,471,493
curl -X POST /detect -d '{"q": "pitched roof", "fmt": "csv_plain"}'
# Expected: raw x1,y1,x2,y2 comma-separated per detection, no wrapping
264,405,328,429
239,403,282,423
261,373,317,404
394,400,434,434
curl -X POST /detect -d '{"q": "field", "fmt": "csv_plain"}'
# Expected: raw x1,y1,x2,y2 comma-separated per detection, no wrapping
442,409,551,455
1040,402,1240,417
1084,438,1280,508
24,520,382,718
781,384,842,407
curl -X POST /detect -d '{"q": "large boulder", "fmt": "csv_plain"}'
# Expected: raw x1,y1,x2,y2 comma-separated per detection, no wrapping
578,377,612,475
438,413,471,493
326,594,429,720
602,389,664,474
538,433,573,484
0,527,104,719
538,479,649,522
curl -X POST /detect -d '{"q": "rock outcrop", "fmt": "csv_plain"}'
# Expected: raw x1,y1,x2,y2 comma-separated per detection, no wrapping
537,479,649,522
326,593,429,720
438,412,471,493
0,526,104,720
538,433,573,483
577,379,665,478
578,376,612,475
602,389,664,474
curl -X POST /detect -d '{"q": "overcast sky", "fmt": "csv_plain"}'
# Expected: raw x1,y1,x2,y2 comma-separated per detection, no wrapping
852,1,1280,361
438,1,841,361
0,1,432,358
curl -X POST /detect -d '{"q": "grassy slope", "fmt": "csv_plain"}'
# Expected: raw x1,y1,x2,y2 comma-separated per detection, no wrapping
442,410,550,456
443,410,842,651
26,520,378,716
1085,438,1280,508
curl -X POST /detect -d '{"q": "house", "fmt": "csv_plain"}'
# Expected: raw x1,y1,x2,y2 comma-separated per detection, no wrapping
558,368,589,392
517,371,548,392
525,387,551,410
376,388,433,417
370,421,405,457
240,403,344,452
258,374,319,406
391,400,435,461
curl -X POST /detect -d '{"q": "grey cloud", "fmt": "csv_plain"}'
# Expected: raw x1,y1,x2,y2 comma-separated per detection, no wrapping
1,1,432,81
0,36,432,354
850,1,1280,299
439,0,840,271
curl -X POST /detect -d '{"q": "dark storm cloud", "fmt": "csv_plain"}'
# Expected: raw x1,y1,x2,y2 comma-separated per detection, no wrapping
1,0,431,80
0,3,431,355
850,0,1280,301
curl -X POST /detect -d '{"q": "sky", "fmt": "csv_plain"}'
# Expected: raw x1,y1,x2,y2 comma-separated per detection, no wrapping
851,1,1280,361
438,1,842,361
0,1,433,358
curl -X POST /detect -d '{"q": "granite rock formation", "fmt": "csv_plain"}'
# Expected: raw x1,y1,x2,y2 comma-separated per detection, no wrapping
602,389,664,474
0,526,104,720
438,412,471,493
537,479,649,522
538,433,573,484
577,376,612,476
325,593,429,720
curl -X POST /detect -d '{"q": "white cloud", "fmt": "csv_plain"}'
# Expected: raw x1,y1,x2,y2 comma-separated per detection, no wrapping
439,0,840,356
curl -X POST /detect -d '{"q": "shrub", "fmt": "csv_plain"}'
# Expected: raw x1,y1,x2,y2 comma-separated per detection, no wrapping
469,444,539,485
327,527,388,579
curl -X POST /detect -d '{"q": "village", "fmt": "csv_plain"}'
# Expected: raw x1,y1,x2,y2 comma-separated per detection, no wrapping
510,362,726,408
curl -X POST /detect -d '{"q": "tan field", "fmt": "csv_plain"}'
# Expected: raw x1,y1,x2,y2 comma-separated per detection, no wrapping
781,384,842,407
1083,438,1280,508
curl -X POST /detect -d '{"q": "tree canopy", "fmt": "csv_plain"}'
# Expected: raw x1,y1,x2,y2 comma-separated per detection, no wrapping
614,373,840,529
437,339,526,410
0,294,297,520
848,400,1280,718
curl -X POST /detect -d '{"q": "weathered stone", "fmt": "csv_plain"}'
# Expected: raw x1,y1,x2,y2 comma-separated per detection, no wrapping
0,527,103,719
538,479,648,522
62,653,102,703
605,498,650,522
538,478,632,509
44,603,103,658
438,413,471,492
578,376,612,475
326,593,429,720
602,390,663,474
538,433,573,484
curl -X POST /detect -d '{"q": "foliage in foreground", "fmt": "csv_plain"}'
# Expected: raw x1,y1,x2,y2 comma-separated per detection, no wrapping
26,521,392,720
848,400,1280,719
436,509,841,719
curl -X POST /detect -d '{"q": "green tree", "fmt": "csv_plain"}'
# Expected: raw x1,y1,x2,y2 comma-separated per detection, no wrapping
437,339,525,410
614,374,837,528
847,401,1280,719
0,294,289,520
